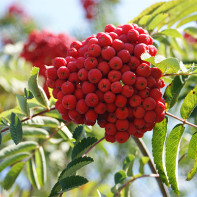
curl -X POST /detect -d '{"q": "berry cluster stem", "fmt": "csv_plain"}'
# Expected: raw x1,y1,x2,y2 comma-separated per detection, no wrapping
132,137,170,197
115,174,159,197
0,107,56,133
165,111,197,129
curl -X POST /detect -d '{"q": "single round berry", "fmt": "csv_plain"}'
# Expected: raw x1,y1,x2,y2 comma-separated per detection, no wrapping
88,69,102,83
122,71,136,85
115,95,127,107
105,123,117,135
108,70,122,82
98,78,111,92
144,111,156,123
133,106,145,118
109,56,123,70
121,85,134,97
76,99,89,114
115,107,129,119
62,95,77,110
61,81,75,94
129,95,142,107
98,33,112,47
101,46,116,60
111,81,122,93
104,91,116,103
85,93,99,107
115,132,129,143
57,66,70,79
143,97,156,111
116,119,129,131
135,77,147,90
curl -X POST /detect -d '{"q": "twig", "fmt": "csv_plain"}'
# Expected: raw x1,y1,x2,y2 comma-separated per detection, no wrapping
165,111,197,129
178,153,186,163
163,73,197,77
115,174,159,197
82,137,105,157
132,137,170,197
0,107,56,133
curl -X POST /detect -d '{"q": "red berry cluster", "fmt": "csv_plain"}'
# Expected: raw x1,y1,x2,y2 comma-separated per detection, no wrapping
21,30,75,97
46,23,165,144
80,0,98,19
7,3,27,18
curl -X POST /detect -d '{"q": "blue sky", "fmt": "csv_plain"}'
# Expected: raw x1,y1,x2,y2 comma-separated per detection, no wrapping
0,0,164,34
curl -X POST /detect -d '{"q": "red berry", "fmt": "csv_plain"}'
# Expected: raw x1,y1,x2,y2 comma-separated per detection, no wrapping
88,68,102,83
129,56,140,70
116,119,129,131
144,111,156,123
109,56,123,70
53,57,67,68
85,109,98,122
101,46,115,60
151,67,162,79
148,45,157,56
85,93,99,107
115,95,127,107
112,39,124,51
147,76,156,88
155,112,165,123
115,132,129,143
76,99,89,114
138,34,153,45
57,66,70,79
136,63,151,77
107,113,117,123
106,103,116,112
134,43,149,59
143,97,156,111
117,50,131,63
104,91,116,103
78,68,88,81
82,81,96,94
121,85,134,97
98,33,112,47
124,43,134,55
74,88,84,100
135,77,147,90
139,88,149,98
122,71,136,85
115,107,129,119
98,78,111,92
68,73,79,85
61,81,75,94
155,101,165,114
105,133,116,143
84,57,98,70
98,61,110,76
94,102,106,114
111,81,122,93
62,95,77,110
129,95,142,107
88,44,101,57
122,24,134,34
134,118,145,129
108,70,121,82
67,61,77,73
105,24,116,33
133,106,145,118
128,123,137,135
105,123,117,135
150,88,162,101
127,29,139,42
46,67,58,80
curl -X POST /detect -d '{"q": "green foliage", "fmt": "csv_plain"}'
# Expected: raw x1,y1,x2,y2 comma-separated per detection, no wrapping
184,27,197,39
139,157,149,174
114,170,126,184
72,137,98,160
35,147,47,186
26,158,40,189
58,156,94,180
180,85,197,119
159,29,182,39
152,118,169,186
166,124,185,195
9,112,23,144
123,154,135,177
164,76,187,110
2,161,25,190
0,141,38,159
73,125,84,142
59,176,88,193
24,88,34,100
0,152,30,173
28,67,49,108
16,94,30,116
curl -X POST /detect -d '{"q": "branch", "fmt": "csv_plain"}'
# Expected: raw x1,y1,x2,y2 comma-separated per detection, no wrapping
0,107,56,133
163,73,197,77
115,174,159,197
132,137,170,197
82,137,105,157
165,111,197,129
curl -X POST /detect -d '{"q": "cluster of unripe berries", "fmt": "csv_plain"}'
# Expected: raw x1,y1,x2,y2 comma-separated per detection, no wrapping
46,23,166,144
21,30,75,97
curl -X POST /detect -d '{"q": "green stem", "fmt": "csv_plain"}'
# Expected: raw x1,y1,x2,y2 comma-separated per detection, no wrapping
115,174,159,197
132,137,170,197
0,107,56,133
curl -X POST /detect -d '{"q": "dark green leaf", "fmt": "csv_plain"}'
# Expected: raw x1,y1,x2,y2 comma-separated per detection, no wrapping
73,125,84,142
23,116,59,128
3,162,25,190
35,147,47,186
49,182,62,197
180,85,197,119
59,156,93,180
59,175,88,193
166,124,185,195
139,157,149,174
114,170,126,184
28,67,49,108
72,137,97,160
164,76,187,110
123,154,135,177
9,113,23,145
152,118,169,186
0,152,30,173
26,158,40,189
24,88,34,99
16,94,30,116
0,141,38,159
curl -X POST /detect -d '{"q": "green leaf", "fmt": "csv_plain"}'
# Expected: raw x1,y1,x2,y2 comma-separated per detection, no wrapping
123,154,135,177
59,124,73,140
188,133,197,159
138,15,151,26
59,175,88,193
49,182,62,197
0,141,38,159
24,88,34,99
180,85,197,119
3,161,25,190
152,118,169,186
139,157,149,174
166,124,185,195
2,127,49,143
147,13,168,30
176,14,197,28
28,67,49,108
9,113,23,145
58,156,94,181
23,116,59,128
184,27,197,39
16,95,30,116
35,147,47,186
0,107,24,119
187,159,197,181
130,2,165,23
159,29,182,38
0,152,30,173
72,137,98,160
114,170,126,184
26,158,40,189
0,132,1,145
164,76,187,110
73,125,84,142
